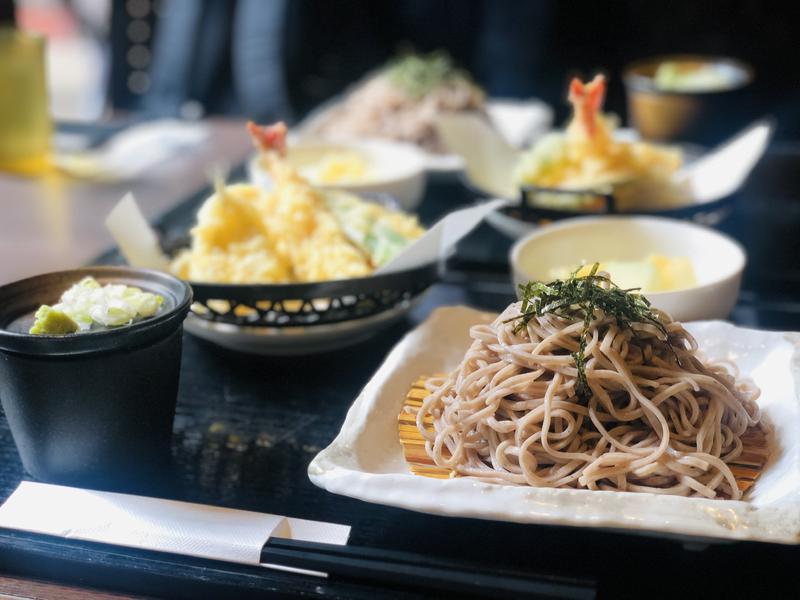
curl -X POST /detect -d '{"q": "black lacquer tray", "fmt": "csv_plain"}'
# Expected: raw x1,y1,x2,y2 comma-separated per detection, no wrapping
0,151,799,598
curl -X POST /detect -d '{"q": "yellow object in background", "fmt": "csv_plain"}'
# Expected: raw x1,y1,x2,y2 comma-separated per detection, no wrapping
551,255,697,293
0,27,51,175
316,151,370,184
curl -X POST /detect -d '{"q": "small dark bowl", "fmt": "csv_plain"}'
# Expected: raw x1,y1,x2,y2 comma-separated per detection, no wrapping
624,55,753,145
0,267,192,491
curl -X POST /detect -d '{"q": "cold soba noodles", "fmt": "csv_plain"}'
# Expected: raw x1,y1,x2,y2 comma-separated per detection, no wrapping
414,267,763,499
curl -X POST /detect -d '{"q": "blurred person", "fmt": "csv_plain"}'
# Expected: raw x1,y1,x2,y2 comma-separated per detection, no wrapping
115,0,798,139
0,0,13,21
136,0,553,123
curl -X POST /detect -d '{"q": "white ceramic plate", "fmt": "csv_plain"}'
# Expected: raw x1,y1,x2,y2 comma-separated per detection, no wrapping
247,137,427,211
309,306,800,544
183,297,421,356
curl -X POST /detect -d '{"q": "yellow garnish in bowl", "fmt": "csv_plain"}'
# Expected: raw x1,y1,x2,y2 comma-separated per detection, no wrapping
549,255,696,293
315,151,370,184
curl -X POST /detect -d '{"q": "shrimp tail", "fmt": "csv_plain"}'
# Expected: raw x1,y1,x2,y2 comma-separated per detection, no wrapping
247,121,288,156
567,75,606,138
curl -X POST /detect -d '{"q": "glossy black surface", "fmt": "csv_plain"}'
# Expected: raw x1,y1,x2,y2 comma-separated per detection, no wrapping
1,149,799,598
0,267,192,489
0,327,183,490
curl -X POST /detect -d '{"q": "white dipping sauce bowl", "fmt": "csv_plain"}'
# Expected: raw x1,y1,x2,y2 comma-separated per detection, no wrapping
510,216,746,322
248,138,427,211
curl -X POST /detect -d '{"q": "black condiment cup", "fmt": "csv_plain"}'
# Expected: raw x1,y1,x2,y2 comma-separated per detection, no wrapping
0,267,192,492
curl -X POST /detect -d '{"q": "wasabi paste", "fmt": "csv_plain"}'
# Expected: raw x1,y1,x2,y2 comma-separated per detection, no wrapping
29,276,163,335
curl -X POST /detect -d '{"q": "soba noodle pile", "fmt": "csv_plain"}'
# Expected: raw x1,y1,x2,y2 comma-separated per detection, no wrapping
415,271,762,499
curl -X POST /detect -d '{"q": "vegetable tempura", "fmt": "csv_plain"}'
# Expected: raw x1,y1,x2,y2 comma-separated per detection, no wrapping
514,75,687,210
171,122,424,284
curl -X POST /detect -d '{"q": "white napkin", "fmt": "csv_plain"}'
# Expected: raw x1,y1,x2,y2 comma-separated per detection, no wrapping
435,113,521,198
675,119,773,202
377,198,511,274
486,98,553,148
0,482,350,575
105,192,170,270
54,119,209,181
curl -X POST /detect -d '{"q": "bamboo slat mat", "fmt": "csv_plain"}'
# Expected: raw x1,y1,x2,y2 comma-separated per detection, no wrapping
399,376,769,494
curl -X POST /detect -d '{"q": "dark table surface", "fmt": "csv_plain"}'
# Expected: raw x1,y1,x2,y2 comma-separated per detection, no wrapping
1,146,800,599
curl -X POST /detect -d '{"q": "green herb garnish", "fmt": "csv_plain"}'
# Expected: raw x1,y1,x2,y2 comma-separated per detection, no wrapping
385,51,473,99
507,264,672,400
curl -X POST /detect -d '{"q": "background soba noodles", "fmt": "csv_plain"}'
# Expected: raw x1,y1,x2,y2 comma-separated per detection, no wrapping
414,276,763,500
